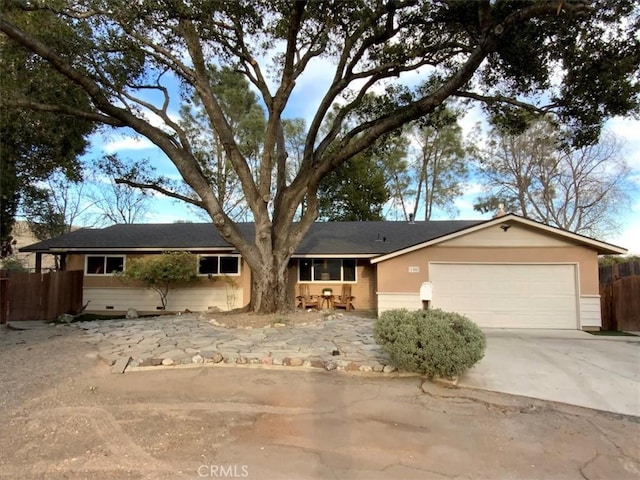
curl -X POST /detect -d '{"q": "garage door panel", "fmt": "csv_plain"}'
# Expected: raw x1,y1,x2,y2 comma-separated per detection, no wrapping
430,264,577,329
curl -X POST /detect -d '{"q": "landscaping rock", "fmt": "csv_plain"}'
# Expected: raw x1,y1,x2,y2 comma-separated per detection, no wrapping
289,357,304,367
383,365,397,373
325,362,337,371
310,359,326,369
192,354,204,364
139,358,163,367
111,357,130,374
345,362,360,371
58,314,74,323
212,353,224,364
161,358,174,366
125,308,139,319
371,362,385,373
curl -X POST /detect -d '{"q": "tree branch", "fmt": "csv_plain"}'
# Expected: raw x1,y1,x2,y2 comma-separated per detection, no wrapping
1,99,124,126
454,91,551,114
114,179,204,209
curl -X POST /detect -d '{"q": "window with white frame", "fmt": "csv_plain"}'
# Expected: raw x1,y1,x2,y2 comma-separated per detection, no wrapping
298,259,356,282
198,255,241,276
85,255,125,275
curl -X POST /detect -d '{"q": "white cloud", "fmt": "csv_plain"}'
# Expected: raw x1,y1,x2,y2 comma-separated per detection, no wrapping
458,104,486,139
103,136,155,154
606,116,640,170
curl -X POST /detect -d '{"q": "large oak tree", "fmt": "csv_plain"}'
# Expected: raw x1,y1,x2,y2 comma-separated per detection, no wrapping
1,1,638,312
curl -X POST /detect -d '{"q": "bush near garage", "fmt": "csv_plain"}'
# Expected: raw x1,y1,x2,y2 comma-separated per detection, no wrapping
374,308,486,379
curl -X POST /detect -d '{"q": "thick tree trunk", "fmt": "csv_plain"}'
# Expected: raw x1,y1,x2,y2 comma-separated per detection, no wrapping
248,254,291,314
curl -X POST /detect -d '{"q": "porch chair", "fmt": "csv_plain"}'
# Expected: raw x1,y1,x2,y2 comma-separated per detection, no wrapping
332,284,355,311
296,284,319,310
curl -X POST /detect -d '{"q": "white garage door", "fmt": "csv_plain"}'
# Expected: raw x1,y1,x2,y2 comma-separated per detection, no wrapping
429,263,578,329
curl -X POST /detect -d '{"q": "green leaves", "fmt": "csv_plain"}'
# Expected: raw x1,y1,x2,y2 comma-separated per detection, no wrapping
374,308,486,379
317,151,390,221
120,252,198,310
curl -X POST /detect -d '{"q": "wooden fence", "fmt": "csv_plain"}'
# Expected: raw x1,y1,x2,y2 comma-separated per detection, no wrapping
0,270,83,323
599,261,640,331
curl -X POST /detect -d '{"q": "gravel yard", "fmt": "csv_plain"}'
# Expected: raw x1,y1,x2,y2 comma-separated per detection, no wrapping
0,322,94,416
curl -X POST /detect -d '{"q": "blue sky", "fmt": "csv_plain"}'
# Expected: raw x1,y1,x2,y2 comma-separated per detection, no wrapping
83,56,640,255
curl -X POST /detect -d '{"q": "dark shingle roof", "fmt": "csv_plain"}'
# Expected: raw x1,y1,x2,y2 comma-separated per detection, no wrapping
295,220,483,254
21,220,485,256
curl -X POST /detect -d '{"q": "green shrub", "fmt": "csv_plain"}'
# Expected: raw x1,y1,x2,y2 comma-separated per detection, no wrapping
1,257,28,272
374,308,486,379
118,251,198,310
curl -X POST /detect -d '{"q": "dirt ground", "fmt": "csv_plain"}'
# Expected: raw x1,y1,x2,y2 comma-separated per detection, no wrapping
1,321,638,480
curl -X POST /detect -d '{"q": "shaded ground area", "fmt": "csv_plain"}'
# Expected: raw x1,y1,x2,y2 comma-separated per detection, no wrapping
205,309,375,328
1,322,638,480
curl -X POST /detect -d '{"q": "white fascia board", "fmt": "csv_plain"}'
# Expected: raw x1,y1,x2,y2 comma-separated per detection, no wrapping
46,247,235,253
291,254,375,259
371,214,627,264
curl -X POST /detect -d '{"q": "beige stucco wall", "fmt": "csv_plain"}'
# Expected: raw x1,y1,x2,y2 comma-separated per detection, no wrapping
287,259,377,311
66,252,251,312
376,228,600,297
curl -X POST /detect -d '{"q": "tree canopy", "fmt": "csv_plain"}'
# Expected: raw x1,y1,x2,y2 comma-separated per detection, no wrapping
1,0,638,312
317,151,390,221
0,9,96,256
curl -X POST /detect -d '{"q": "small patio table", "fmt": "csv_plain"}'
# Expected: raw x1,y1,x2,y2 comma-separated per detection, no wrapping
320,294,333,310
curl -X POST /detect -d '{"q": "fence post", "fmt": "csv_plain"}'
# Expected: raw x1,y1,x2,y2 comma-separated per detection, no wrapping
0,271,8,325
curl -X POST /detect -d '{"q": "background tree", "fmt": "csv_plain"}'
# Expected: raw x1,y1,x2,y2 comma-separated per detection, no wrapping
474,119,632,237
0,10,95,256
317,151,390,221
408,107,470,220
21,172,97,239
383,134,413,221
385,107,470,221
90,179,152,225
90,156,153,225
119,252,198,311
2,1,638,312
179,66,267,221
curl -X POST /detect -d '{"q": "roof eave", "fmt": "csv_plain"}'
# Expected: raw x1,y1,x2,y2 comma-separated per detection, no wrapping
19,246,236,253
371,214,628,263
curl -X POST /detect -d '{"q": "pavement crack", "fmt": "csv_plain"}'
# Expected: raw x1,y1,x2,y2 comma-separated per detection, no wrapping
585,418,638,461
579,452,599,480
420,387,514,415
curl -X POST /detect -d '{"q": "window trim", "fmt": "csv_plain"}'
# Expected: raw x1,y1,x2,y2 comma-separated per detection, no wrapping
298,258,357,283
85,255,126,276
197,254,242,277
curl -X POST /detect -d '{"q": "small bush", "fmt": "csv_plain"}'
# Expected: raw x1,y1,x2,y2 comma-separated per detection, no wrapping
374,308,486,379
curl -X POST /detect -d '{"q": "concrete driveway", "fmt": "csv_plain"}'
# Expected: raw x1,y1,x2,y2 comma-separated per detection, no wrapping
459,329,640,417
